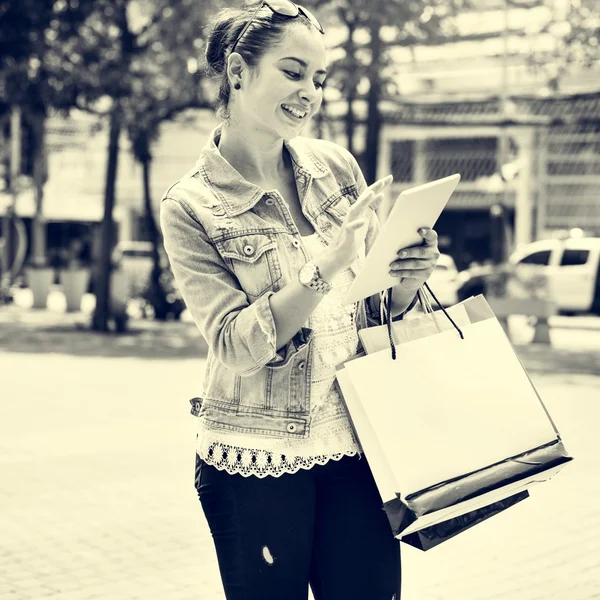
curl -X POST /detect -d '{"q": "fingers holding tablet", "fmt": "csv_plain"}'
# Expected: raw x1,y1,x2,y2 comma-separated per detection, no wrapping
419,227,439,247
396,229,440,260
341,173,460,305
389,227,441,284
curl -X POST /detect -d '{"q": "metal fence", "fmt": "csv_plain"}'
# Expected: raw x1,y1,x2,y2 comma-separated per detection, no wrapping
378,94,600,237
540,122,600,231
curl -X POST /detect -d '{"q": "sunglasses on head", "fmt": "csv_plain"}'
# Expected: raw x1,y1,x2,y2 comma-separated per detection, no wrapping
231,0,325,53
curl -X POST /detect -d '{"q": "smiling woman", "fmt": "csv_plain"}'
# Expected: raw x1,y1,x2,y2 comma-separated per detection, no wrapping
204,10,328,148
204,0,326,128
158,2,421,599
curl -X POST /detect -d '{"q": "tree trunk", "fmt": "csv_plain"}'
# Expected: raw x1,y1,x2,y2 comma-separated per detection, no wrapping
345,97,356,155
364,17,383,185
345,25,357,155
31,109,47,267
92,104,122,332
141,142,170,320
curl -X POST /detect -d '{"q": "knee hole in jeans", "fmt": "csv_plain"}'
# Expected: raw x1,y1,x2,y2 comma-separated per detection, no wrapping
262,546,275,566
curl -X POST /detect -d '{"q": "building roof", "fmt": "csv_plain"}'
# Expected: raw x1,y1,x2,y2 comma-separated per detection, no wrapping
324,90,600,126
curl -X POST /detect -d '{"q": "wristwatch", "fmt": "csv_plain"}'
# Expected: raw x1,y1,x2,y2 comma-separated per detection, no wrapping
298,261,332,294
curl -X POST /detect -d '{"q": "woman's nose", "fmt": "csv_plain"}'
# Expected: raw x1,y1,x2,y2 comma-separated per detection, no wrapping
299,84,319,105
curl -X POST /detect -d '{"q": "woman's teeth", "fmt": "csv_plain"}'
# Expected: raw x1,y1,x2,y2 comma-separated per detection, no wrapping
282,104,307,119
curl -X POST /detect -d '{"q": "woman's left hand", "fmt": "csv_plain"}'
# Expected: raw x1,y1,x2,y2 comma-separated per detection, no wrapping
388,228,440,291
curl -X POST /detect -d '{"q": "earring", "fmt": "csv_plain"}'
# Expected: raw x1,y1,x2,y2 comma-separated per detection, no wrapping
234,82,241,90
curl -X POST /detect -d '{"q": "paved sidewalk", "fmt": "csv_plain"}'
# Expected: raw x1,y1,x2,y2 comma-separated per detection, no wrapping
1,302,599,600
1,302,599,376
1,352,599,600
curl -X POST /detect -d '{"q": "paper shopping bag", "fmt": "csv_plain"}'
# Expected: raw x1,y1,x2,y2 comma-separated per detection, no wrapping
336,293,572,550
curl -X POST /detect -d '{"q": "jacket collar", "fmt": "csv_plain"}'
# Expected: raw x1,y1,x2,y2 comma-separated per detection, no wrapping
195,124,330,217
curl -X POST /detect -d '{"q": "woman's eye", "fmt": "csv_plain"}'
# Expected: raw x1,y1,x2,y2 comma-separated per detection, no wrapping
283,69,325,90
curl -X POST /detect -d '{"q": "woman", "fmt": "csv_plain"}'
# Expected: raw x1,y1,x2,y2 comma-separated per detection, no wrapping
160,2,441,598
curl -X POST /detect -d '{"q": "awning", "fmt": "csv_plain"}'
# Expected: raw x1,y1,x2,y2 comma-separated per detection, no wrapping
389,185,515,210
447,190,515,210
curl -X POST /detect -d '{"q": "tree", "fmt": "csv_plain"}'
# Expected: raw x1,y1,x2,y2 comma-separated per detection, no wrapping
0,0,96,268
322,1,367,154
48,0,217,331
525,0,600,92
124,6,214,320
322,0,473,184
0,0,219,328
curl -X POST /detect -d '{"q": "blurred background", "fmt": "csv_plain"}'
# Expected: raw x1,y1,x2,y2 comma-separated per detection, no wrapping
1,1,599,600
0,0,599,325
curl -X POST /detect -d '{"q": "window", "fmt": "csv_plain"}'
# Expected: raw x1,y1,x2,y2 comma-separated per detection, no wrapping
122,249,153,259
425,137,497,181
560,249,589,266
518,250,551,266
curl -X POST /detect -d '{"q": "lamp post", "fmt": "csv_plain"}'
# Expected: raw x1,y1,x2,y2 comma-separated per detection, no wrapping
496,0,511,266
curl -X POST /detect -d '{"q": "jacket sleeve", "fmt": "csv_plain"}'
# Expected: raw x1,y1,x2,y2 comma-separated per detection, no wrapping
160,196,299,377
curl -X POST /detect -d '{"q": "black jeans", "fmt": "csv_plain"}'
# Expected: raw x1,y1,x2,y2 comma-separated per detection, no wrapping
195,453,401,600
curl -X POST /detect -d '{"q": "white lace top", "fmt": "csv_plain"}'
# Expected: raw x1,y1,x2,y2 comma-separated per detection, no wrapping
195,232,363,477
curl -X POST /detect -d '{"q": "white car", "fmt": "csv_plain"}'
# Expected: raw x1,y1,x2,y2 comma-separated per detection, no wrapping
112,241,154,296
507,237,600,314
421,253,460,308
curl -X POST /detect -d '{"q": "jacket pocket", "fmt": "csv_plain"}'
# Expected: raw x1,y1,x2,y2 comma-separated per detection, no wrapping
217,233,282,300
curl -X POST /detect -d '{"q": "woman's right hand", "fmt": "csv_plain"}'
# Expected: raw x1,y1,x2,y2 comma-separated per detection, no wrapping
318,174,394,281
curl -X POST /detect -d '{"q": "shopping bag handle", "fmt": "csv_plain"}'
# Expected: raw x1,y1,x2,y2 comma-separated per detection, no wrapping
382,283,464,361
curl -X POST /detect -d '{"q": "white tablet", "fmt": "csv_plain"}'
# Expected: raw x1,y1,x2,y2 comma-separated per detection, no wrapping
342,173,461,305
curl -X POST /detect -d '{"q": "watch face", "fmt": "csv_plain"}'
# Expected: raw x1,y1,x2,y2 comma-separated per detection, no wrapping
299,262,317,285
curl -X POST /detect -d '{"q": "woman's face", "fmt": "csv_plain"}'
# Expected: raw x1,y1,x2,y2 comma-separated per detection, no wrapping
232,22,327,140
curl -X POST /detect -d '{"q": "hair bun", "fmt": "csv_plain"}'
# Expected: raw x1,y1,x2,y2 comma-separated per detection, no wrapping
205,8,241,75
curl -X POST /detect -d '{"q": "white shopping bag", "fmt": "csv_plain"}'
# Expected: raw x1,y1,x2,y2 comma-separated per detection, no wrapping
336,292,572,550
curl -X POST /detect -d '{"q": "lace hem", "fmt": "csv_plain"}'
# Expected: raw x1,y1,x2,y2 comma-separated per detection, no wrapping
199,442,362,478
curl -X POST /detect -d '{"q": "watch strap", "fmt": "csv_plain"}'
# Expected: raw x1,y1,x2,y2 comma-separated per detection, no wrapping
300,262,332,294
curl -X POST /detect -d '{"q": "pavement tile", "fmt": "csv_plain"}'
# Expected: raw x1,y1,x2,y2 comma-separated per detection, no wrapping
0,304,598,376
1,308,600,599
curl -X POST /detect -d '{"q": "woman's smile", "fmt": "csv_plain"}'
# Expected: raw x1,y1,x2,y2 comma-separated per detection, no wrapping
281,103,308,120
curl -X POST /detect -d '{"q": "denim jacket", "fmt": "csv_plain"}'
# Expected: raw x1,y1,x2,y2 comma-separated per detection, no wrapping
160,125,387,440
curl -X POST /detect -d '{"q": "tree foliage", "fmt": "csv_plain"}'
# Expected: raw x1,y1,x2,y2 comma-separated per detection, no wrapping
321,0,472,182
0,0,220,328
526,0,600,91
0,0,97,110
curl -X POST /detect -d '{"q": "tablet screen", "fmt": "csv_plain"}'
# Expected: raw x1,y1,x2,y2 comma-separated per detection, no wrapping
342,173,460,305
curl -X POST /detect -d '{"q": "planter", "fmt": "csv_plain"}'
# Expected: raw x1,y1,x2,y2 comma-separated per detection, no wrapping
60,268,91,312
26,267,55,309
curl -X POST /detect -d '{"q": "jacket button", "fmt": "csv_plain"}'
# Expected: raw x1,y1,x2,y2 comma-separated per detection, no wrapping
292,239,300,248
287,423,298,433
298,361,306,371
265,197,274,206
243,245,255,256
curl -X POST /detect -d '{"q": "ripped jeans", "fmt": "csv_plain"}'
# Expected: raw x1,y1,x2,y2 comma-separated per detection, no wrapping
195,453,401,600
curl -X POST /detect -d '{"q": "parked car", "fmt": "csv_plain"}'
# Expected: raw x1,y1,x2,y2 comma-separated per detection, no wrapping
457,237,600,315
112,241,186,320
113,241,154,295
